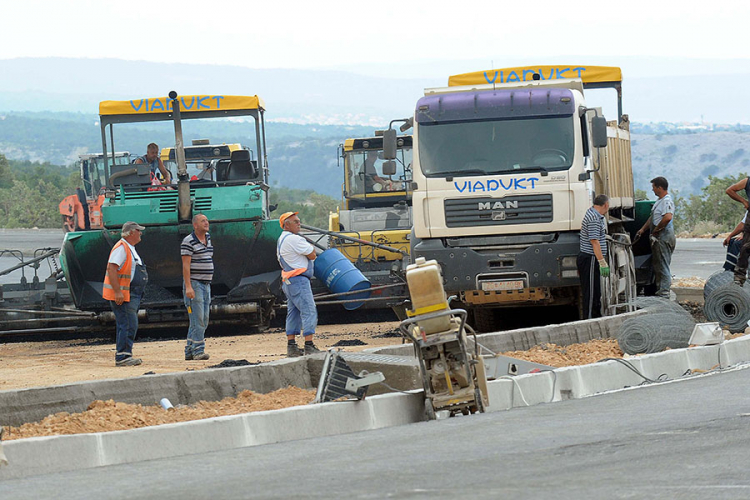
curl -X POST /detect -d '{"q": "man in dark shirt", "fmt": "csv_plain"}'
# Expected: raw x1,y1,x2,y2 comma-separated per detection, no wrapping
181,213,213,360
726,177,750,285
577,194,610,319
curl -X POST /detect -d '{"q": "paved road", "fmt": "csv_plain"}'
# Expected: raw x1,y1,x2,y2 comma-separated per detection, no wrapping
0,229,65,285
3,366,749,499
671,237,726,279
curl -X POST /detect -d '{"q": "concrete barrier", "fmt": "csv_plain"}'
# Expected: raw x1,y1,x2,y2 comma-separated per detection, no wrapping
0,391,424,480
368,309,647,357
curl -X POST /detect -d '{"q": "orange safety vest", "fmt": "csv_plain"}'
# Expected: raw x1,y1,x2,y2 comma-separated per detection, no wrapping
102,240,133,302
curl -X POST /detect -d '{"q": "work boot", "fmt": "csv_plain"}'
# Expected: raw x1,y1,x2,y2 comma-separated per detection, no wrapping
192,352,210,361
115,357,142,367
287,344,303,358
304,343,321,355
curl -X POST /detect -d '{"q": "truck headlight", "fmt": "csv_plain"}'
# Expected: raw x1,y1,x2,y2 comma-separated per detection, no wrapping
561,256,577,268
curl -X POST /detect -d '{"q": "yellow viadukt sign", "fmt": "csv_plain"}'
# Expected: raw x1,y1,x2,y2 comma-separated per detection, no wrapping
448,66,622,87
99,95,264,116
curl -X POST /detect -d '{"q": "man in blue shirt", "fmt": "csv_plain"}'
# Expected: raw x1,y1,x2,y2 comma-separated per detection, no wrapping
636,176,676,298
577,194,610,319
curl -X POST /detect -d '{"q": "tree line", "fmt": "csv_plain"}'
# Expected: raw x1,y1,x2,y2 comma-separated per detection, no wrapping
0,154,338,230
0,152,747,234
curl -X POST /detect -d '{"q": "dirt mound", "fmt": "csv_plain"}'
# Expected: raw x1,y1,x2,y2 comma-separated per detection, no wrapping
4,386,315,441
498,338,624,367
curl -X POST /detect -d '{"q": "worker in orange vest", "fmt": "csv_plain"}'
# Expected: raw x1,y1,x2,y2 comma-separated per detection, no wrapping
277,212,320,357
103,221,149,366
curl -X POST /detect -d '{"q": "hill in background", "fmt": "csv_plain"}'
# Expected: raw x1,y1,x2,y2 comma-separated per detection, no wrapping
1,111,749,198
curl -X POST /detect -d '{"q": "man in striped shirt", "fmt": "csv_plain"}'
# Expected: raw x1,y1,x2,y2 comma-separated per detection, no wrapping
181,213,213,361
577,195,610,319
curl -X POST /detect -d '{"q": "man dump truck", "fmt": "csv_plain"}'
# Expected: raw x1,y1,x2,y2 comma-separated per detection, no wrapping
327,134,413,310
60,93,284,330
59,152,131,232
385,65,638,331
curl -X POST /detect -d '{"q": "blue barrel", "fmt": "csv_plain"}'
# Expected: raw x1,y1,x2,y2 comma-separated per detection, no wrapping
313,248,371,310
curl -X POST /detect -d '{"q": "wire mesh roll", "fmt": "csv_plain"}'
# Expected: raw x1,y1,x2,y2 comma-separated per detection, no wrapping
634,296,691,316
704,283,750,333
617,311,696,355
703,270,743,302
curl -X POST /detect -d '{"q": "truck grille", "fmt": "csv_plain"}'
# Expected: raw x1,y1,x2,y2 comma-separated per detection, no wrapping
444,194,553,228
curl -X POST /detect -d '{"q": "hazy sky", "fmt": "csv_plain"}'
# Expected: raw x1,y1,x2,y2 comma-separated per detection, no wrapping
4,0,749,74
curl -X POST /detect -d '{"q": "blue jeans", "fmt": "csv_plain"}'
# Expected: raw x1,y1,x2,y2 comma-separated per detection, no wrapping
184,280,211,357
651,225,676,298
283,276,317,337
111,286,144,362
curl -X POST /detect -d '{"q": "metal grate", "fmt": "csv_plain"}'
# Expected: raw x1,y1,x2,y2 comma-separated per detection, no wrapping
444,194,553,228
194,196,212,211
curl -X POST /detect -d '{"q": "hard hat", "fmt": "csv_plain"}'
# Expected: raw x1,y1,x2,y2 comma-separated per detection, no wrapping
279,211,299,228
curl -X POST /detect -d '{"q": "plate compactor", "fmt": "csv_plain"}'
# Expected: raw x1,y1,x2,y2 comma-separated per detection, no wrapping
399,257,489,419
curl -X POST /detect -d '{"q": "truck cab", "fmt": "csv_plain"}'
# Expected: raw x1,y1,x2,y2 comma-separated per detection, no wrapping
327,134,413,309
396,66,635,329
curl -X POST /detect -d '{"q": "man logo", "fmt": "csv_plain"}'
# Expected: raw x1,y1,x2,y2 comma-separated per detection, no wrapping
492,211,507,221
478,200,519,210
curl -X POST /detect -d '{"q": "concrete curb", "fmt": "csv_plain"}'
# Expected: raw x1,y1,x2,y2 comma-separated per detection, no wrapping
484,335,750,411
0,391,423,480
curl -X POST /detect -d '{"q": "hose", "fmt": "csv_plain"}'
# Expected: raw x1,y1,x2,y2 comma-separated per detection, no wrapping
704,283,750,333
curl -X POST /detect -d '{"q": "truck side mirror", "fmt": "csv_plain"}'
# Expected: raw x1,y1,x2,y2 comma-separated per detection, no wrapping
383,129,397,160
592,116,608,148
382,161,397,176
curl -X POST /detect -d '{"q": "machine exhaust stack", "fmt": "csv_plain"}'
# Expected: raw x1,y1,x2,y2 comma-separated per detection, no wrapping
169,91,192,222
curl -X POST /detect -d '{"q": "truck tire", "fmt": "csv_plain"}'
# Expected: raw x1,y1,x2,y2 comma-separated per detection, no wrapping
472,307,497,333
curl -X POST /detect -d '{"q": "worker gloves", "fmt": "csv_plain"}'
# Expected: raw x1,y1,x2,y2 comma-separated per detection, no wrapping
598,259,610,278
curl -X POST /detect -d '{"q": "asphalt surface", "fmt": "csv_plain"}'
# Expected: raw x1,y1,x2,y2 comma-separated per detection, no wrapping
2,366,749,499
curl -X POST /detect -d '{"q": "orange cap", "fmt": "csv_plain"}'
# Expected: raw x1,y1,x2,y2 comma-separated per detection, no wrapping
279,211,299,228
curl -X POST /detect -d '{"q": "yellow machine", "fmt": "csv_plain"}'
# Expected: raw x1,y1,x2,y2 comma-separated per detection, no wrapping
399,257,489,419
328,135,413,310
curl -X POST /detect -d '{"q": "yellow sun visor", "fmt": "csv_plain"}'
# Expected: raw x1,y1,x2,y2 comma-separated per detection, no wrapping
99,95,265,116
448,66,622,87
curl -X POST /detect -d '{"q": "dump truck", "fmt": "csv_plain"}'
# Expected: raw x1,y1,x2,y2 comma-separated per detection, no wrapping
59,152,131,232
59,93,284,330
385,65,639,331
327,134,413,310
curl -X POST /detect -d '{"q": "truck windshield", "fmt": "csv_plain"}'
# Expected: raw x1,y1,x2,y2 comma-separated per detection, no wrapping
346,147,413,198
418,116,574,177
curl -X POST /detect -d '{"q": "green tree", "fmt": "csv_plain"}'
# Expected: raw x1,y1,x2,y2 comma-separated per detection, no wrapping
269,188,338,229
0,154,13,189
677,173,748,232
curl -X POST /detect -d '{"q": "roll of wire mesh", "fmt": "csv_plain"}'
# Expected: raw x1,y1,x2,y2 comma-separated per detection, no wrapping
617,311,696,355
703,270,745,302
704,282,750,333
